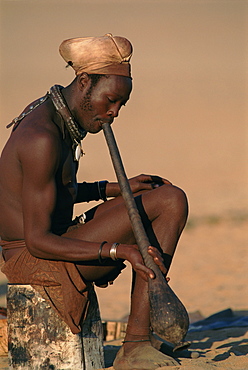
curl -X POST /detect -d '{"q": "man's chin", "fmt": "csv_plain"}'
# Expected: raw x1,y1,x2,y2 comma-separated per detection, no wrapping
88,127,103,134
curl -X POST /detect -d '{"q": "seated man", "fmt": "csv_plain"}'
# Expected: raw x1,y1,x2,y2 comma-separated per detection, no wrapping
0,34,188,369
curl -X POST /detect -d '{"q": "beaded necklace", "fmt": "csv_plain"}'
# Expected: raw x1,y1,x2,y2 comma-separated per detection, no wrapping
49,85,87,161
7,95,48,129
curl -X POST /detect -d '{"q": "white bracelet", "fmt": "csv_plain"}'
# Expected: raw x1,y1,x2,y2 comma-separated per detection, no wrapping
109,243,119,261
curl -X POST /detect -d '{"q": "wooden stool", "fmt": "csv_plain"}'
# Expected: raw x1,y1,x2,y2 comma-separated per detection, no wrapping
7,284,104,370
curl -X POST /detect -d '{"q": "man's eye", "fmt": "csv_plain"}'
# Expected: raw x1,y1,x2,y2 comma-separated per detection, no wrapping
108,98,116,104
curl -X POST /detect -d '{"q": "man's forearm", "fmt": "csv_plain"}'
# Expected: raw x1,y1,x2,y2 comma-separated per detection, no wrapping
75,181,119,203
105,182,121,198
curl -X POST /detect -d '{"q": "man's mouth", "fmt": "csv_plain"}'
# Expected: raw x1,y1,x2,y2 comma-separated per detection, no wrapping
98,119,114,126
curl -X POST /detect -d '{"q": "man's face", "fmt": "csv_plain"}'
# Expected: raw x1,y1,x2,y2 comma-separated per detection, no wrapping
77,75,132,133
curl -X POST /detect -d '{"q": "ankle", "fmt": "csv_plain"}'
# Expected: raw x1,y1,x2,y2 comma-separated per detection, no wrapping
124,332,150,343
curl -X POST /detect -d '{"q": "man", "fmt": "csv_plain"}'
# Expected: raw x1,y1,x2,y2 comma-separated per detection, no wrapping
0,34,188,369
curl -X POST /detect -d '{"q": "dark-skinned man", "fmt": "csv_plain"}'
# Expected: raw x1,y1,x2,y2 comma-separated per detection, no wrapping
0,34,188,369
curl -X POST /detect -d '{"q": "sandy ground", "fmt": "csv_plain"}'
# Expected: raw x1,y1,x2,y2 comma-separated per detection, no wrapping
95,217,248,370
0,218,247,369
101,324,248,370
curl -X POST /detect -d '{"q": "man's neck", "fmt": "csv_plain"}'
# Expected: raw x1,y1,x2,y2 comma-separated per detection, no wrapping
61,82,77,118
49,85,87,161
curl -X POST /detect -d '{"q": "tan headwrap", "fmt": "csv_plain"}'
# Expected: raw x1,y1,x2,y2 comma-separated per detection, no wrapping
59,33,132,78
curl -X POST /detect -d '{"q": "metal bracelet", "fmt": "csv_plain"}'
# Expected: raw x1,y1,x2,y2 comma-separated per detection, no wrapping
98,241,107,264
109,243,119,261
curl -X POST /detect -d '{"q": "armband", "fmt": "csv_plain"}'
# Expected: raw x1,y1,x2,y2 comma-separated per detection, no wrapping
98,180,109,201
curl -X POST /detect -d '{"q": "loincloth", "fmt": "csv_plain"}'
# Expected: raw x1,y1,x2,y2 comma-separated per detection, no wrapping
0,239,89,334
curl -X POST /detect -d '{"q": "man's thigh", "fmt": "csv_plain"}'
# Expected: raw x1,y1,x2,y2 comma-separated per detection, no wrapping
63,197,131,283
64,196,136,244
64,185,169,243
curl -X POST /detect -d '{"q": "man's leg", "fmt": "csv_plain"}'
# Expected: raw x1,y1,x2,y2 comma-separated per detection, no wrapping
65,184,188,368
113,185,187,368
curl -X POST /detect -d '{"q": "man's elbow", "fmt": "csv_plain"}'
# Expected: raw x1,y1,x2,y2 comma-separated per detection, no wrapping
25,234,46,259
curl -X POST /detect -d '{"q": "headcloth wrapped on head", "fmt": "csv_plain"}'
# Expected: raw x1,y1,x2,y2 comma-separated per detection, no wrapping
59,33,132,78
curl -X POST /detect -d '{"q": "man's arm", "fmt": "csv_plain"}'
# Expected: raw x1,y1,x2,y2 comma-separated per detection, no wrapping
17,129,150,271
75,175,171,203
18,128,102,261
106,174,172,197
75,182,107,203
17,127,166,280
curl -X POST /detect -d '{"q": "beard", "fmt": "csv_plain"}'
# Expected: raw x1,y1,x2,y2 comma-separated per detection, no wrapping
80,89,93,112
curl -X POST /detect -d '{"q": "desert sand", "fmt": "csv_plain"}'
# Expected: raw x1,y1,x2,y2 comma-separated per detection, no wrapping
0,218,247,369
94,218,248,370
0,0,247,369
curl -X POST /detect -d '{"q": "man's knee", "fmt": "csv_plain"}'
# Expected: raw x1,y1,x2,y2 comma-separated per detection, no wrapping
158,184,188,216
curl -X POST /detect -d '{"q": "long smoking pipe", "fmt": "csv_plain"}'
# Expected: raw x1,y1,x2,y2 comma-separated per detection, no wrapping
102,122,190,351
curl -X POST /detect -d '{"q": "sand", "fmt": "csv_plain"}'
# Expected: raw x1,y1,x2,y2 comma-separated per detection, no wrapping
102,325,248,370
0,218,247,369
94,218,248,370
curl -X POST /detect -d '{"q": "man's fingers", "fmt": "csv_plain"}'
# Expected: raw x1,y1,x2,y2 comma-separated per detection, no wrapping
135,263,155,279
148,246,167,274
163,179,172,185
150,175,172,186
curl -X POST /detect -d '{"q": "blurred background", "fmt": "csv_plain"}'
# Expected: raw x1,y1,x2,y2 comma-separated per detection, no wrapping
1,0,247,218
0,0,247,319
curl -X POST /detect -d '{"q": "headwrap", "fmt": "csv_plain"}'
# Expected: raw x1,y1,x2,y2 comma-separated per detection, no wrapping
59,33,132,78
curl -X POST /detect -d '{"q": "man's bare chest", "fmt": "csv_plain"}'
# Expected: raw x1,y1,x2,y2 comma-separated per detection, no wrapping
56,148,78,205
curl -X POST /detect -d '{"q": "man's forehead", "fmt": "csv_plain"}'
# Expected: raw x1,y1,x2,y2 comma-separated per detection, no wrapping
96,75,132,95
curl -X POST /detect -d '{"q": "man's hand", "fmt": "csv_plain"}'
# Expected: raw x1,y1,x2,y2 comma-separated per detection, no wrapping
117,244,168,281
105,174,172,198
128,174,172,194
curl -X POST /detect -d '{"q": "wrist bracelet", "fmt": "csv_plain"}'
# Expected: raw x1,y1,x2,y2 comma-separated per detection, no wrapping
98,241,107,264
109,242,119,261
98,180,109,202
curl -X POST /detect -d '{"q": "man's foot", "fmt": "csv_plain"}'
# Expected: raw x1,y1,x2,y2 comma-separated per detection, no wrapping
113,342,178,369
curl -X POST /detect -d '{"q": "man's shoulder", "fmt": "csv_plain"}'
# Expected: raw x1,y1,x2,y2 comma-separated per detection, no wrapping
6,110,61,167
14,99,60,143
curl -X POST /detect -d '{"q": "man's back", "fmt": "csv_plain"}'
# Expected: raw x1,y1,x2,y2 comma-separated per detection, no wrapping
0,98,76,241
0,115,28,240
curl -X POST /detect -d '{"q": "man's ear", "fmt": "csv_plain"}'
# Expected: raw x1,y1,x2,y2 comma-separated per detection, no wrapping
77,72,91,91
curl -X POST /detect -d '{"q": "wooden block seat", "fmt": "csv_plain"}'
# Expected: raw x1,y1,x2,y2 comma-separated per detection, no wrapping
7,284,104,370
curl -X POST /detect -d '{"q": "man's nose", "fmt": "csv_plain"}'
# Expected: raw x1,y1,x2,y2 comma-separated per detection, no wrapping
107,105,120,118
